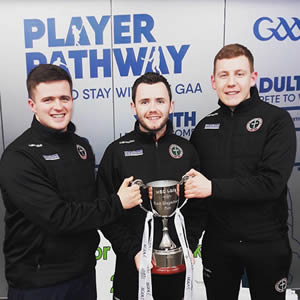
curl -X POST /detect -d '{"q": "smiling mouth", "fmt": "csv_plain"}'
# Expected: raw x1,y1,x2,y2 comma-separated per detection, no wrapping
51,114,65,118
147,116,160,120
226,91,240,95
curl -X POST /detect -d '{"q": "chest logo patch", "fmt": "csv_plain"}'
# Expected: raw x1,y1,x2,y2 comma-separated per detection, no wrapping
169,144,183,159
124,149,143,157
246,118,263,132
275,278,287,293
76,144,87,160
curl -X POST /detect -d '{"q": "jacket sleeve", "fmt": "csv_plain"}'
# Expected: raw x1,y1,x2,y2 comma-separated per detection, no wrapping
96,145,141,261
0,149,123,235
211,110,296,202
181,145,207,252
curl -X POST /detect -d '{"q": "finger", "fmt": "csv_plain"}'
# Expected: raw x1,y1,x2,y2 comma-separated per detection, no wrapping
130,184,140,192
122,176,133,187
184,180,192,187
184,191,194,199
186,168,199,177
148,187,153,200
186,168,196,176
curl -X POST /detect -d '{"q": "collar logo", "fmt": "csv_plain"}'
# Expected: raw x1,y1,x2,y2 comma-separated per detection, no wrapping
76,144,87,160
246,118,263,132
169,144,183,159
275,278,287,293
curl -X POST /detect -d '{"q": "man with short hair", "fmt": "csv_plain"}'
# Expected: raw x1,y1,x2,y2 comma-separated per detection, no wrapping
97,72,206,300
0,64,142,300
185,44,296,300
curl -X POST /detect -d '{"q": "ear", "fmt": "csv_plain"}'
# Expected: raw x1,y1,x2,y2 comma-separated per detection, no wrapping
169,100,175,114
130,101,136,115
28,98,36,114
250,71,258,87
211,75,216,90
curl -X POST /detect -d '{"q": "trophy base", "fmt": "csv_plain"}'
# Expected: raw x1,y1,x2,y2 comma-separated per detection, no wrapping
152,247,186,275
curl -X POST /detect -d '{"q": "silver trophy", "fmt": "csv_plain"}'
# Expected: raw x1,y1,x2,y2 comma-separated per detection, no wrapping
133,176,188,274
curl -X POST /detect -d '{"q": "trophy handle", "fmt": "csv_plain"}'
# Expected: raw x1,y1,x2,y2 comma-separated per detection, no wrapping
131,179,147,189
131,179,151,213
179,174,189,185
176,174,190,210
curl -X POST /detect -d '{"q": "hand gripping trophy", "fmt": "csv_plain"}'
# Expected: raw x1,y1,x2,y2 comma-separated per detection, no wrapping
133,176,193,300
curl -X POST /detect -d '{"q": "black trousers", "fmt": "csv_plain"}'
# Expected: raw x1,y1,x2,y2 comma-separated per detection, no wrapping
113,264,185,300
201,234,292,300
8,270,97,300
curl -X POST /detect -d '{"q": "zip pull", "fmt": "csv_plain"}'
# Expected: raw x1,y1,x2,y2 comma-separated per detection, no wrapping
152,135,158,148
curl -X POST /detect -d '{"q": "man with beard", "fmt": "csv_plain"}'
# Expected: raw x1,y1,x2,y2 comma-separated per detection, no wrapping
96,72,206,300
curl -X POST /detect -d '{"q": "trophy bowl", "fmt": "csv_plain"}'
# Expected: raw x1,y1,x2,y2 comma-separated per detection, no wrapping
146,179,186,274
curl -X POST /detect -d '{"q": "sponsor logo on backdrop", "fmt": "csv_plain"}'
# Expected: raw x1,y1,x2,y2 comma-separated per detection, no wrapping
71,81,202,101
95,246,111,260
169,111,196,138
253,17,300,41
24,14,190,78
258,75,300,131
23,14,203,141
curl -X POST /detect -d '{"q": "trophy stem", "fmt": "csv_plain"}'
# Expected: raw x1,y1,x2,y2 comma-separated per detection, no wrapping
159,217,176,250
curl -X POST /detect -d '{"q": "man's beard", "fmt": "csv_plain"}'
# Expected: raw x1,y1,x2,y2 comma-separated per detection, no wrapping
138,116,168,134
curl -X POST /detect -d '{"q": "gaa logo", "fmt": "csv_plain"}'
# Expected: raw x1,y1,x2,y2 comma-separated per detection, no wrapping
76,144,87,160
169,144,183,159
253,17,300,41
275,277,288,293
246,118,263,132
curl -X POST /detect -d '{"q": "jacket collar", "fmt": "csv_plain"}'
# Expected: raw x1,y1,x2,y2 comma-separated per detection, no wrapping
31,116,76,143
218,86,260,115
134,119,173,142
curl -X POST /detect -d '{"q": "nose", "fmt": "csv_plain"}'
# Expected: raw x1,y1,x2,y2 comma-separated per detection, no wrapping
149,100,157,112
227,75,236,87
53,99,64,110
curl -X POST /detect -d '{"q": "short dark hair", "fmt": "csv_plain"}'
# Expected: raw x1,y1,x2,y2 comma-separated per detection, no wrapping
213,43,254,74
131,72,172,103
26,64,73,98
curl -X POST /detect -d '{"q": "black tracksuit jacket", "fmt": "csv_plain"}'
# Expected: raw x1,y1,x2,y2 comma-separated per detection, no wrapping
96,120,207,295
190,87,296,242
0,117,123,289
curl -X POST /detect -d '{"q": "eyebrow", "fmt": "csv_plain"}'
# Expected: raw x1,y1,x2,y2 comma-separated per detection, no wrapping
40,95,71,100
137,97,166,101
217,69,247,75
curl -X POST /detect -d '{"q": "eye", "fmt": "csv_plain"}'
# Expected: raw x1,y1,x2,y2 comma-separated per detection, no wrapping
43,97,52,103
61,96,71,102
139,99,149,105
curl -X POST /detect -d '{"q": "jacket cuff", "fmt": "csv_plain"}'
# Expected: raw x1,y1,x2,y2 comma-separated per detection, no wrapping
128,243,141,262
111,193,124,217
